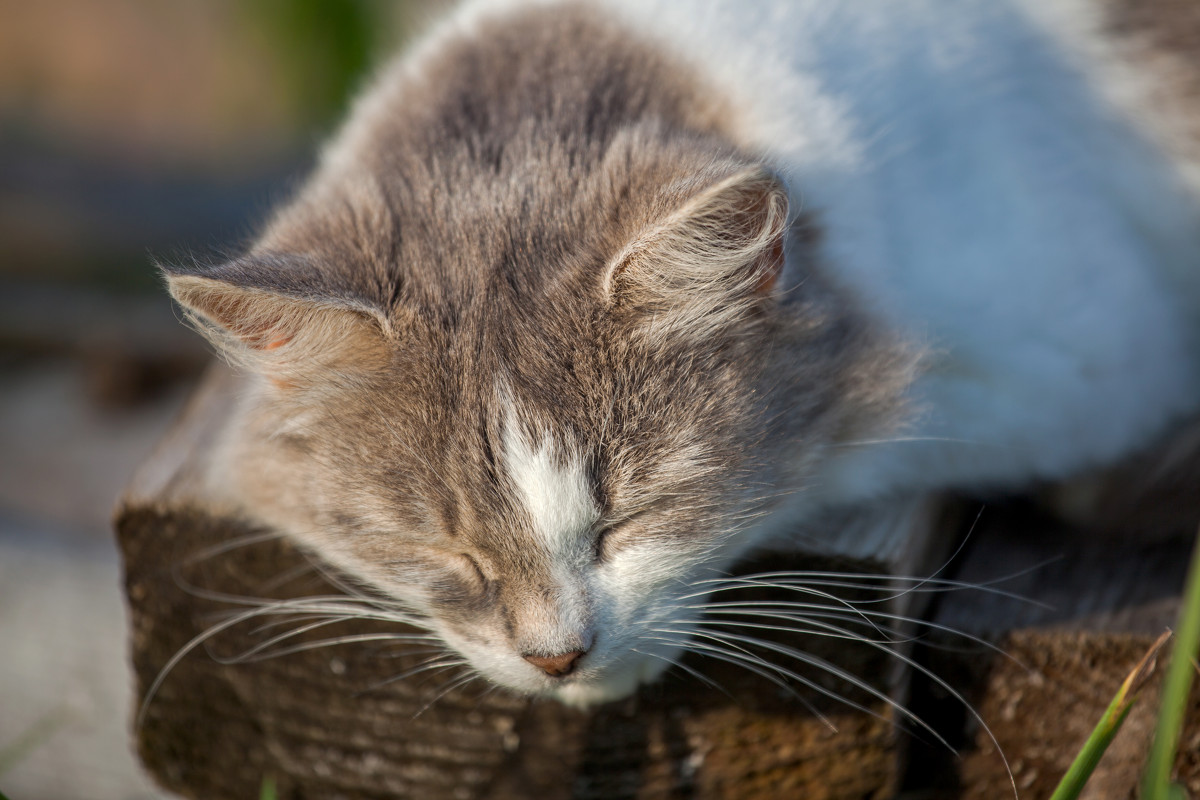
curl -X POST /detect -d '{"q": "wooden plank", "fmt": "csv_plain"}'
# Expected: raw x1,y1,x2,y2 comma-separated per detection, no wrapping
116,505,906,799
904,502,1200,797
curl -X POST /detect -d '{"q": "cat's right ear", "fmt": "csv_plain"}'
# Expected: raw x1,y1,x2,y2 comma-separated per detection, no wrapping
603,165,789,338
163,256,391,386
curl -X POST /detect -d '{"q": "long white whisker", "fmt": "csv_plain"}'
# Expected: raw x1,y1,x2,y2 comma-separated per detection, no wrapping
218,633,443,665
694,625,1014,795
176,530,292,565
678,579,889,638
411,671,482,719
364,655,467,694
647,629,834,729
137,600,301,730
833,435,993,449
244,610,436,639
215,608,439,662
630,643,734,700
694,602,1018,661
198,598,428,628
139,596,435,728
692,610,913,646
254,562,322,594
688,627,954,751
691,567,1050,609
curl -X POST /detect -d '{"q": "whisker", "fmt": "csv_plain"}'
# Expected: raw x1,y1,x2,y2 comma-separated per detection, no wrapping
832,434,992,449
222,633,442,665
647,629,834,729
691,569,1050,609
677,579,889,638
255,562,322,594
685,626,953,751
411,671,483,719
137,599,305,730
692,609,913,646
694,602,1018,661
138,595,435,728
197,598,429,628
362,655,468,695
219,613,372,658
302,556,407,611
630,643,735,701
176,529,292,566
244,610,435,639
690,625,1015,795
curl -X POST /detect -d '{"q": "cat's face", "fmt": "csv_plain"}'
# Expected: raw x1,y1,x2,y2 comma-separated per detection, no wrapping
227,289,796,706
167,155,901,705
285,373,772,707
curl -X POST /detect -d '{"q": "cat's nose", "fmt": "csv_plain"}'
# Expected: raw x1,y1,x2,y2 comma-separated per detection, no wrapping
523,649,586,677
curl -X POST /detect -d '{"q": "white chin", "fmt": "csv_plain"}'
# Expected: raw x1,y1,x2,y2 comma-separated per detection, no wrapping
546,654,675,709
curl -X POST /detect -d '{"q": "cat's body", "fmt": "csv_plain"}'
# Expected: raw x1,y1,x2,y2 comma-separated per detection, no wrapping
165,0,1200,706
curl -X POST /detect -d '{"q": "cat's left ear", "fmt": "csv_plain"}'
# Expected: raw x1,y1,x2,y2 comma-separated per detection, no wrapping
604,165,788,331
162,254,391,385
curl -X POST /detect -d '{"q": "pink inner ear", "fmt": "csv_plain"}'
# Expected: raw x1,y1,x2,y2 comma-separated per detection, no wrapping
754,235,785,295
233,319,291,352
262,335,293,351
720,170,787,296
209,294,293,352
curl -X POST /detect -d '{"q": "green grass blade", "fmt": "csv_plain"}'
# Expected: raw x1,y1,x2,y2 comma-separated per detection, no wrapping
0,708,70,778
1142,524,1200,800
260,774,278,800
1049,631,1170,800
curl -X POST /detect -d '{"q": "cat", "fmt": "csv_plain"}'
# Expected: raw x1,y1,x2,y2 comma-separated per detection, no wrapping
161,0,1200,708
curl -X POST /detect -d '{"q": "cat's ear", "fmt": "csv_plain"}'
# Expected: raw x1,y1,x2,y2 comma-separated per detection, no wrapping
604,166,788,333
163,255,391,385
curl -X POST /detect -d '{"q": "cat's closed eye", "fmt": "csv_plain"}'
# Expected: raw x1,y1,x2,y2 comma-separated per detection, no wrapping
592,513,646,562
593,525,617,562
450,552,490,595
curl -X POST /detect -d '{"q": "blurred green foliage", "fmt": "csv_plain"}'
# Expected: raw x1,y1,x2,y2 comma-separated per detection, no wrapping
242,0,388,126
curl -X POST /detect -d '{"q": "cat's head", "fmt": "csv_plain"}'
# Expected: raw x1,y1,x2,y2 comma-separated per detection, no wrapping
163,3,908,703
165,157,904,706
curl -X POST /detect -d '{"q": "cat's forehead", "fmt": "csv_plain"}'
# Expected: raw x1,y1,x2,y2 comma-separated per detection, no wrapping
356,352,723,549
497,397,600,555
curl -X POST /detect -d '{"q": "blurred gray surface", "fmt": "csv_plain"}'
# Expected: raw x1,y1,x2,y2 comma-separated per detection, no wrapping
0,359,190,800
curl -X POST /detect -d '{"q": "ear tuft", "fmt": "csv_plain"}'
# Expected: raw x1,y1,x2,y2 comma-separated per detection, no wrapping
605,166,789,330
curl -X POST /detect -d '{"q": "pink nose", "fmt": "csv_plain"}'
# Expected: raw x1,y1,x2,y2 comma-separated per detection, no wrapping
523,650,586,677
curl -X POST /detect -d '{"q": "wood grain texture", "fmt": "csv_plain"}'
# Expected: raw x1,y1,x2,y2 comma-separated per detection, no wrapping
905,501,1200,798
952,630,1200,800
116,505,902,800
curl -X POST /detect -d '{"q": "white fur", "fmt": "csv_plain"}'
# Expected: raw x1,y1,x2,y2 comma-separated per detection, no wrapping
501,406,599,554
579,0,1200,502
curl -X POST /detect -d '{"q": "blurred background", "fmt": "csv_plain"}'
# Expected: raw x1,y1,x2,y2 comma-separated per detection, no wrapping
0,1,445,797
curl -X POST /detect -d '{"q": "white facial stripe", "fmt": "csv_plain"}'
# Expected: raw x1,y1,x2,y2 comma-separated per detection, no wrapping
502,410,598,555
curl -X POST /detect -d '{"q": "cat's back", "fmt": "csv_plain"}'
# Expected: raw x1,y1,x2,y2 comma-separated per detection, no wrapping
584,0,1200,490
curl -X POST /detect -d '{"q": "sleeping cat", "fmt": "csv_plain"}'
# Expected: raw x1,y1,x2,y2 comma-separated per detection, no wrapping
163,0,1200,707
